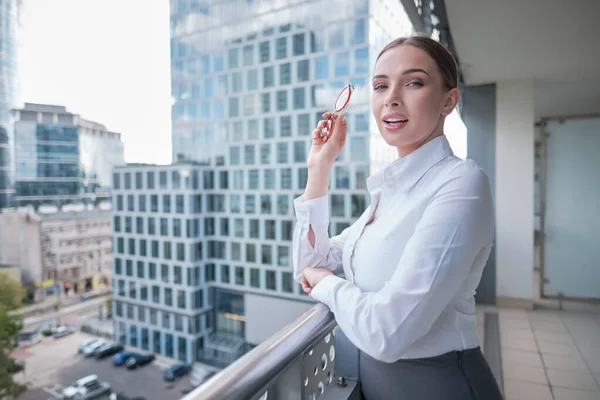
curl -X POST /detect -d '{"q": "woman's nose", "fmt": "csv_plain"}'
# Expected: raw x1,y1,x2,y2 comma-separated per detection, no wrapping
384,88,401,107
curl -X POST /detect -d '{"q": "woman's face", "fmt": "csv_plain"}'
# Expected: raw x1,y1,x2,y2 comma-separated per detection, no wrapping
371,44,458,157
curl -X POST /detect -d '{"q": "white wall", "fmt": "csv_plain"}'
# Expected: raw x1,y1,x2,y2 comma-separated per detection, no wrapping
495,80,535,301
244,293,314,345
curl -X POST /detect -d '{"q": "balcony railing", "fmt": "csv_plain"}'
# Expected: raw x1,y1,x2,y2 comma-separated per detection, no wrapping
183,304,361,400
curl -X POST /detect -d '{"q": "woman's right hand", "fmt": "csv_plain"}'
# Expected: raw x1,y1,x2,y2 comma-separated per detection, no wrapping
307,112,347,170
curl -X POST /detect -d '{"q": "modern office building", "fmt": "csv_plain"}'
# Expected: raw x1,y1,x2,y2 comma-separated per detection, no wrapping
111,0,414,365
0,0,22,209
12,103,125,209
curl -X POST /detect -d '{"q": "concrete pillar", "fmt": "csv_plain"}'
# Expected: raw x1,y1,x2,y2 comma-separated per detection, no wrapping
495,80,535,307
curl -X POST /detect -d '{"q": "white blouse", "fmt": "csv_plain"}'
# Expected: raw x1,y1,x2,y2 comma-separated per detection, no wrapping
292,135,494,363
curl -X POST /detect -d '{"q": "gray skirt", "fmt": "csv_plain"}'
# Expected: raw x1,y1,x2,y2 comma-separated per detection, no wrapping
359,347,503,400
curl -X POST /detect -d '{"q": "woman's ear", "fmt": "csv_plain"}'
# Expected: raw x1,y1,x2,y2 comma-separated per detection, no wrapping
442,88,460,116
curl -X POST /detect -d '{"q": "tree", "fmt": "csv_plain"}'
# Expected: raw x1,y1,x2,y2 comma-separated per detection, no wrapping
0,305,27,398
0,274,26,310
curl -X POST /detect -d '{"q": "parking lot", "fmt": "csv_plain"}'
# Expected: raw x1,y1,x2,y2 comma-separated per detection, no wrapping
12,332,201,400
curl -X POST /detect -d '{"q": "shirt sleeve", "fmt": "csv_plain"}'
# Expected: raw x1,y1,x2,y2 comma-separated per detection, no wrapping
310,167,494,363
292,194,351,283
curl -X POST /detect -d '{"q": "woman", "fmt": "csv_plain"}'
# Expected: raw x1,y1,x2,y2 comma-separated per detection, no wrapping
292,35,503,400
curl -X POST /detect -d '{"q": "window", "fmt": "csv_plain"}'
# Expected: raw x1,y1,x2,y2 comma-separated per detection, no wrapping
248,119,259,139
230,146,240,165
351,194,366,218
277,195,289,216
263,118,275,138
262,245,272,264
294,141,306,162
228,47,239,68
265,220,276,239
174,266,182,284
250,219,260,238
293,88,305,110
219,171,228,189
128,239,136,255
230,195,241,213
280,168,292,189
250,268,260,288
176,195,184,213
278,246,290,266
229,97,239,117
293,33,305,55
151,240,159,258
233,170,243,190
235,267,245,285
244,95,255,117
261,93,271,113
328,25,344,49
243,44,254,66
140,239,147,257
281,220,293,241
116,195,123,211
244,145,255,165
356,112,369,131
315,55,329,80
266,271,276,290
260,194,272,214
138,195,146,212
354,47,369,74
276,90,287,111
277,143,288,163
204,171,214,189
332,195,345,217
135,172,143,189
164,241,172,260
280,116,291,137
173,219,181,237
205,218,215,236
125,217,132,233
259,41,270,63
232,242,241,261
334,51,350,77
159,171,167,189
220,264,230,283
151,195,158,212
247,69,258,90
172,171,181,189
136,217,144,234
249,170,259,189
351,136,367,161
297,167,308,189
115,258,122,275
137,261,145,279
113,173,120,189
260,143,271,164
245,194,256,213
264,169,275,189
124,173,131,189
234,218,244,237
246,243,256,263
282,272,293,292
276,37,287,59
114,216,121,232
205,263,215,282
356,166,369,189
148,217,156,235
147,171,155,189
279,63,291,85
335,166,350,189
263,66,274,88
165,288,173,306
127,195,134,211
232,72,243,93
351,19,366,45
163,195,171,213
297,114,310,136
297,59,309,82
161,218,169,236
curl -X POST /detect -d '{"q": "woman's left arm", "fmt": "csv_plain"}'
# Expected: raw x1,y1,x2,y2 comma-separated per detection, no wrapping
310,166,494,363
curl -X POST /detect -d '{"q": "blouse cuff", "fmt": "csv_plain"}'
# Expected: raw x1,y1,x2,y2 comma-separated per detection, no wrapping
294,194,329,228
310,275,345,307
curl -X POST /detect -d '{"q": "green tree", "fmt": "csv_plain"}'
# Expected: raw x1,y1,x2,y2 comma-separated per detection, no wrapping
0,274,26,310
0,305,27,398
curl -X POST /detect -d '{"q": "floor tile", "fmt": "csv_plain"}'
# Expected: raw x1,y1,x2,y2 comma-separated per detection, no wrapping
534,332,575,345
552,387,600,400
583,355,600,373
504,380,553,400
502,364,548,385
537,341,579,356
503,349,543,368
546,368,599,391
542,354,590,372
532,321,569,334
502,337,539,352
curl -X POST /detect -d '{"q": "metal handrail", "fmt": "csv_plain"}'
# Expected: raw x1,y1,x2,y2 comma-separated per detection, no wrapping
183,303,336,400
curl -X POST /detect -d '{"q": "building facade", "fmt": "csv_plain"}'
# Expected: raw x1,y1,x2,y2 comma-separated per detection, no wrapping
0,0,22,209
12,103,125,209
111,0,414,365
0,209,113,300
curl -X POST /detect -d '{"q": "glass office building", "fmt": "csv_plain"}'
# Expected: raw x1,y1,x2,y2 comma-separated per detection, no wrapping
0,0,21,209
13,103,125,209
112,0,414,366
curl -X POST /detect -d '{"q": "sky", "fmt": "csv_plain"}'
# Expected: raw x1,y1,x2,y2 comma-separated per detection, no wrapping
19,0,466,164
20,0,173,164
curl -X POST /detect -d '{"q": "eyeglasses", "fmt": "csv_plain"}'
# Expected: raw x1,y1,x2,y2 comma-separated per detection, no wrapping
320,84,354,141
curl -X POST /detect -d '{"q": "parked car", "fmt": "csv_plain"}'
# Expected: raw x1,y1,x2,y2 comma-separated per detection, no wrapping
82,340,106,357
125,353,155,369
163,364,192,382
112,351,134,367
79,338,99,353
61,374,110,399
53,326,74,339
41,322,60,336
109,393,146,400
95,344,124,359
190,370,217,388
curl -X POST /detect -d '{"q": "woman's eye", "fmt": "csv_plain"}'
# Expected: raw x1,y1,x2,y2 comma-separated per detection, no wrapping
407,81,424,87
373,84,387,91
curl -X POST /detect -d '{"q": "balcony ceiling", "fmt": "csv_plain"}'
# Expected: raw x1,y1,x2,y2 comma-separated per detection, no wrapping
445,0,600,86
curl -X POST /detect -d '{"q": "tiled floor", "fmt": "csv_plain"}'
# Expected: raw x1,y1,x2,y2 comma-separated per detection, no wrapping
498,307,600,400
